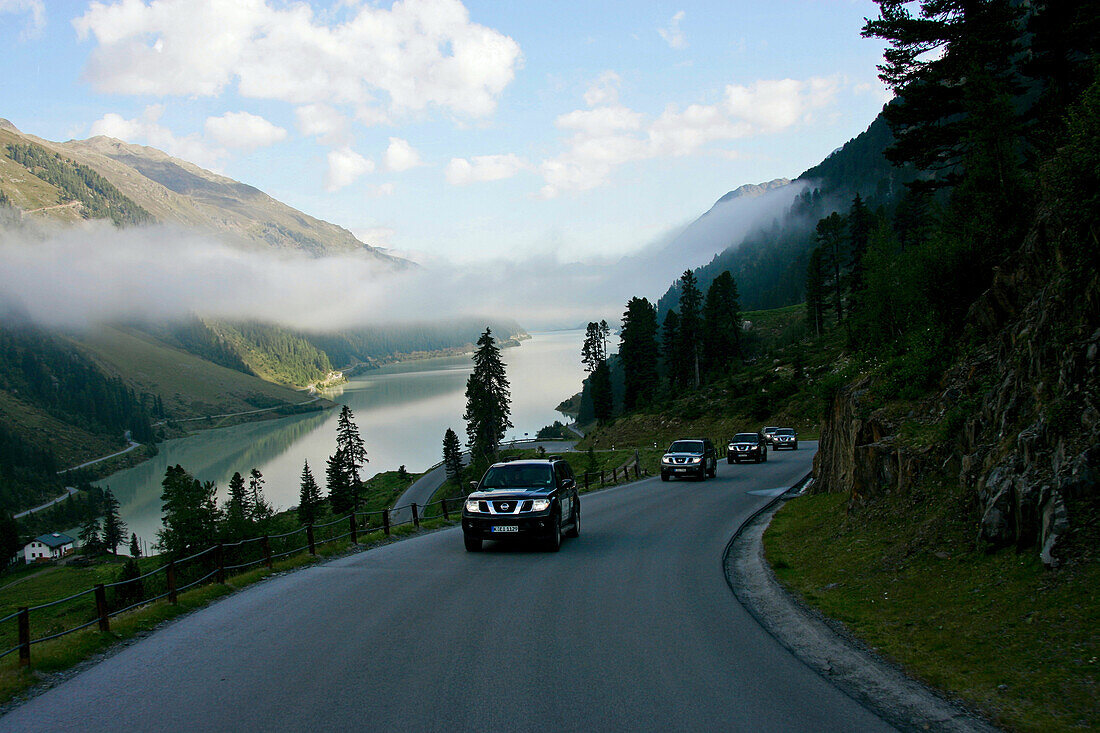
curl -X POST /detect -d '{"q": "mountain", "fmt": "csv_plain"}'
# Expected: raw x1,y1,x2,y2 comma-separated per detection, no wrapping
656,111,919,317
0,119,407,264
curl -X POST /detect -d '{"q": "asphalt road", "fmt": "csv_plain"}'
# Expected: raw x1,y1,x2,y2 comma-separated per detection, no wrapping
1,441,893,732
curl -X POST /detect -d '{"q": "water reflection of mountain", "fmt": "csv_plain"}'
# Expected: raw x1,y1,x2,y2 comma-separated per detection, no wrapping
98,409,331,542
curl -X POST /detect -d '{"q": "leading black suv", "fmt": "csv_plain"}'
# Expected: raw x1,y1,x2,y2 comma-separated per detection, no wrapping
727,432,768,464
660,438,718,481
462,458,580,552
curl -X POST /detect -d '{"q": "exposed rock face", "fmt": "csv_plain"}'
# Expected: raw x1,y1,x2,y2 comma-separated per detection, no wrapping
813,215,1100,568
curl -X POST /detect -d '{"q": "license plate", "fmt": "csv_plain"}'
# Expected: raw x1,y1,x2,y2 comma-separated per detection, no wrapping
491,525,519,533
675,468,687,473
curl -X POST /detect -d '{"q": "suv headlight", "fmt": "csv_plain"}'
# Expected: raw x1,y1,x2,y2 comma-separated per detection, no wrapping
530,499,550,512
465,499,481,513
690,456,701,464
661,456,672,464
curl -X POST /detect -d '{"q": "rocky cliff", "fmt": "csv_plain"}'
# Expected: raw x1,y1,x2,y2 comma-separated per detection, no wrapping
813,210,1100,568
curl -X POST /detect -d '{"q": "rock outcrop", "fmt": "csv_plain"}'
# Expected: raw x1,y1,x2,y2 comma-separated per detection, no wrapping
813,213,1100,568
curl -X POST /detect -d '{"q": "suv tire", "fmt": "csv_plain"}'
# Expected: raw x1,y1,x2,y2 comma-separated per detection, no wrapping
661,471,670,482
546,512,562,552
464,533,482,552
565,506,580,538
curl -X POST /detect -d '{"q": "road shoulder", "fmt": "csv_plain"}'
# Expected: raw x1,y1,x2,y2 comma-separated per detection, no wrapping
724,493,1000,733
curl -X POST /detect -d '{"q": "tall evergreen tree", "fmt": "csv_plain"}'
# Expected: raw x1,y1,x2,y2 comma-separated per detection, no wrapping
79,516,101,555
0,510,21,563
619,297,660,410
599,320,611,359
463,329,512,461
248,468,273,523
805,247,827,337
590,360,614,424
335,405,368,486
442,428,464,484
223,471,252,538
326,448,354,516
815,212,847,326
157,465,220,557
847,194,872,310
129,532,141,558
101,487,126,555
702,271,742,377
297,460,322,525
661,309,681,386
675,270,703,388
581,322,605,372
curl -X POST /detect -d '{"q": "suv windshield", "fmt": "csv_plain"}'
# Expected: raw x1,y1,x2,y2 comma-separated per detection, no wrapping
668,441,704,454
775,429,795,435
479,464,555,490
732,433,758,442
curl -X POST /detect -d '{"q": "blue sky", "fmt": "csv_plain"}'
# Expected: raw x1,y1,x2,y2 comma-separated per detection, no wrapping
0,0,891,266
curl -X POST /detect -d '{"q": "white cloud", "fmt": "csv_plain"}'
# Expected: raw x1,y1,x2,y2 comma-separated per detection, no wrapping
295,104,352,146
583,70,621,107
445,154,527,185
354,226,395,247
383,138,423,172
73,0,522,121
0,0,45,39
90,105,225,170
204,111,286,150
658,10,686,50
366,183,396,197
325,147,374,191
538,73,842,197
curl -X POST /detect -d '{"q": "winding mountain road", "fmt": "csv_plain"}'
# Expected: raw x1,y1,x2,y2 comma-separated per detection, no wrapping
1,441,894,732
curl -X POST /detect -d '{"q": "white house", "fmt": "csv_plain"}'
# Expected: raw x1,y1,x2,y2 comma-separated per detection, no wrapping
22,532,75,564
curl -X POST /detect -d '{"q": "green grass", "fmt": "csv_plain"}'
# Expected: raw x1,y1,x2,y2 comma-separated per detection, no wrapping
764,492,1100,733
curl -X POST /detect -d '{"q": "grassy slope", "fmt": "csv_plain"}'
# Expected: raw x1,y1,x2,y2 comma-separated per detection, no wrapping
765,493,1098,733
68,325,310,419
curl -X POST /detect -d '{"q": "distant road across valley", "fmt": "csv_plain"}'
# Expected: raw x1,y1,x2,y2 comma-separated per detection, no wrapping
0,441,896,732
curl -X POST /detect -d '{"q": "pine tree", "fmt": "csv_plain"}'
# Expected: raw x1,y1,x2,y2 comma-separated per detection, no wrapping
847,194,872,312
335,405,367,485
581,322,604,373
619,297,660,410
463,328,512,462
248,468,273,523
0,510,21,563
223,471,252,538
442,428,464,485
702,271,742,378
815,213,847,326
298,460,322,525
599,320,611,359
326,448,354,516
129,532,141,558
79,516,101,555
805,247,827,337
101,487,126,555
157,464,220,557
661,309,681,387
675,271,703,388
591,360,614,424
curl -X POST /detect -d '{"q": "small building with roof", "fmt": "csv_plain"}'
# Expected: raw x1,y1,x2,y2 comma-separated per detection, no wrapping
22,532,76,563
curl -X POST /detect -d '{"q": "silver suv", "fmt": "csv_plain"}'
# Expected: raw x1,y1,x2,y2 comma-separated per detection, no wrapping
771,428,798,450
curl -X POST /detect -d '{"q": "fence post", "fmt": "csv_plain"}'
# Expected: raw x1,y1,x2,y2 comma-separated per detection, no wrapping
167,560,177,604
17,607,29,667
349,513,358,545
383,509,391,536
411,503,420,529
613,467,618,482
94,584,110,632
634,462,640,480
584,472,590,491
307,524,316,555
441,497,449,521
216,542,226,584
262,536,272,570
600,470,605,487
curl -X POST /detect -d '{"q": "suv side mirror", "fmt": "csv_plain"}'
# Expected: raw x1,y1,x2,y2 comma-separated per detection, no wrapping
469,481,479,491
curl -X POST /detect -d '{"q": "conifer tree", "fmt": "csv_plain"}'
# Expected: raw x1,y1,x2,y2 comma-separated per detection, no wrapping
335,405,368,485
0,510,20,563
326,448,354,516
675,271,703,388
661,309,681,387
442,428,464,484
158,465,220,557
224,471,252,538
463,328,512,461
619,297,660,409
581,322,605,372
129,532,141,558
101,487,126,555
248,468,273,523
805,247,827,337
815,213,847,326
79,516,101,555
701,271,742,378
297,460,322,525
591,360,613,424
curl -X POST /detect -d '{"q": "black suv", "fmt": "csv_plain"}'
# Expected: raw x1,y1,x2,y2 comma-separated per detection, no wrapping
728,432,768,463
462,458,580,552
771,427,798,450
660,438,718,481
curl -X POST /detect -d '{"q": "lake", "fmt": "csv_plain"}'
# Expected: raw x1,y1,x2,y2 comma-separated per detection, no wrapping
98,330,586,551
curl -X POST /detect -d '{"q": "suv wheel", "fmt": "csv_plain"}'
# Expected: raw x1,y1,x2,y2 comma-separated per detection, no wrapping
546,512,562,552
661,471,670,482
565,505,580,538
464,533,482,552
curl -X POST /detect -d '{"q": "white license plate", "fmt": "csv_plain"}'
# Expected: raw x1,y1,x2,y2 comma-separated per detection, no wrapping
491,525,519,533
675,468,688,472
